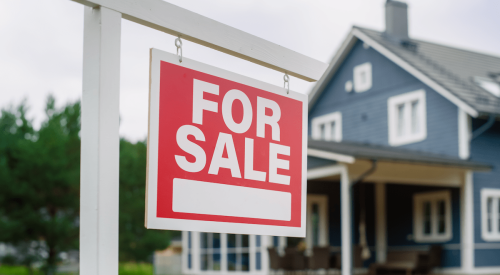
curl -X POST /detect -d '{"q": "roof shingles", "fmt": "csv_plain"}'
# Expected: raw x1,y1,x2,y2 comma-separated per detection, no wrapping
357,27,500,115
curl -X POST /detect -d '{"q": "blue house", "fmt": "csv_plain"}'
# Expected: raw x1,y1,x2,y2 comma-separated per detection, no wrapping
180,1,500,274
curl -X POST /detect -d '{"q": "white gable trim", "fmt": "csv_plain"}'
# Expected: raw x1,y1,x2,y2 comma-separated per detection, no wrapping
309,30,359,109
352,29,478,117
308,27,479,118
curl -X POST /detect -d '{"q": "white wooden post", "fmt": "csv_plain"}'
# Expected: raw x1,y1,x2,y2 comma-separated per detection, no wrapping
461,171,475,272
375,183,387,263
340,166,352,275
80,6,122,275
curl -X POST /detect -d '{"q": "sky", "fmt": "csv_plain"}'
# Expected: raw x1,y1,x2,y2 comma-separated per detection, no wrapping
1,0,499,142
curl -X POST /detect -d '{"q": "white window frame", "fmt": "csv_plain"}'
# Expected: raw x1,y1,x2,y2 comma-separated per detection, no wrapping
182,232,268,275
311,112,342,142
353,62,372,93
388,90,427,146
481,189,500,241
306,194,329,252
413,190,452,243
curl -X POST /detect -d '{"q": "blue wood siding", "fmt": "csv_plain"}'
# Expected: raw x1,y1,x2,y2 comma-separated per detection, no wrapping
308,40,459,157
386,184,461,268
471,119,500,267
475,249,500,267
307,156,335,169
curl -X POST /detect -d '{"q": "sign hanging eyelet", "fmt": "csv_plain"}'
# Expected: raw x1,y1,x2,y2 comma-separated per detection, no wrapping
175,36,183,63
283,73,290,94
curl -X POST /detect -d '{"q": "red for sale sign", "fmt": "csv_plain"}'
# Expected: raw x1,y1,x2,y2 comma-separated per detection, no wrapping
145,49,307,237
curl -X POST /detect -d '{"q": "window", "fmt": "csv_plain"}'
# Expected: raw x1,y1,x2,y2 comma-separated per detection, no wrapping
227,234,249,271
388,90,427,146
184,233,265,274
201,233,221,271
306,194,329,250
255,236,262,271
187,232,192,269
474,76,500,97
311,112,342,142
481,189,500,241
353,62,372,93
413,191,452,242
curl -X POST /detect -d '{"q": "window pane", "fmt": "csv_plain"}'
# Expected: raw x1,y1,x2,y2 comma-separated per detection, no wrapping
213,233,220,248
423,201,432,235
320,124,326,140
241,235,249,248
213,253,221,271
411,100,420,134
331,121,336,141
397,104,405,137
241,253,250,271
273,236,279,247
227,253,237,271
360,71,366,84
312,203,320,246
201,253,208,270
256,252,262,270
228,234,236,248
188,253,192,269
201,233,208,248
437,200,446,234
487,197,493,233
256,235,261,247
188,232,192,249
498,198,500,233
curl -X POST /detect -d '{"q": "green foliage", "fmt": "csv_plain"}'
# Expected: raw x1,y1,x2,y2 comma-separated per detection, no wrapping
119,139,172,262
0,96,81,273
0,96,174,273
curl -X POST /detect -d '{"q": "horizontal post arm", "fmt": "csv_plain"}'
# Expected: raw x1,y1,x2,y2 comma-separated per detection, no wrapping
71,0,328,82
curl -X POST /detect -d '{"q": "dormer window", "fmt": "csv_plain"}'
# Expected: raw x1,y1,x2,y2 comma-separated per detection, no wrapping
312,112,342,142
388,90,427,146
474,76,500,97
353,62,372,93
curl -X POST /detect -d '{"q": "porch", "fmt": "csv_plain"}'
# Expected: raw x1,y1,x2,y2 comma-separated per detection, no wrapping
179,140,490,275
303,139,490,275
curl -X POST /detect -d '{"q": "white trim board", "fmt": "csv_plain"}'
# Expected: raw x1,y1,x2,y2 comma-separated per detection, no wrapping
439,267,500,275
307,165,345,180
309,30,358,108
70,0,327,82
308,27,479,117
307,148,355,164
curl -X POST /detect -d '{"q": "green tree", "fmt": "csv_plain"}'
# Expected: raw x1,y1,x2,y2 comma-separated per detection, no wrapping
0,96,81,274
119,139,173,262
0,97,174,273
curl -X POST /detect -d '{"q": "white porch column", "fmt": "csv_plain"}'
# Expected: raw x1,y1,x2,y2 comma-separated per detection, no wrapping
80,6,121,275
341,166,352,275
375,183,387,263
461,171,475,272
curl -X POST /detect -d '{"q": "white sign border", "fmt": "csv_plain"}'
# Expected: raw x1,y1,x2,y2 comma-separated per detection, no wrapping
146,48,307,237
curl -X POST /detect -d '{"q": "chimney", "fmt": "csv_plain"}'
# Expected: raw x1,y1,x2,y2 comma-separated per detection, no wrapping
385,0,409,41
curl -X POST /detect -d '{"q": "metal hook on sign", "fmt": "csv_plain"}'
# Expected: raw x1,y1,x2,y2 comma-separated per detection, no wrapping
175,36,183,63
283,73,290,94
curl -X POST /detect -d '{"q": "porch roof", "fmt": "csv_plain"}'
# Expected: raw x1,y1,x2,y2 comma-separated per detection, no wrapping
308,139,491,171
